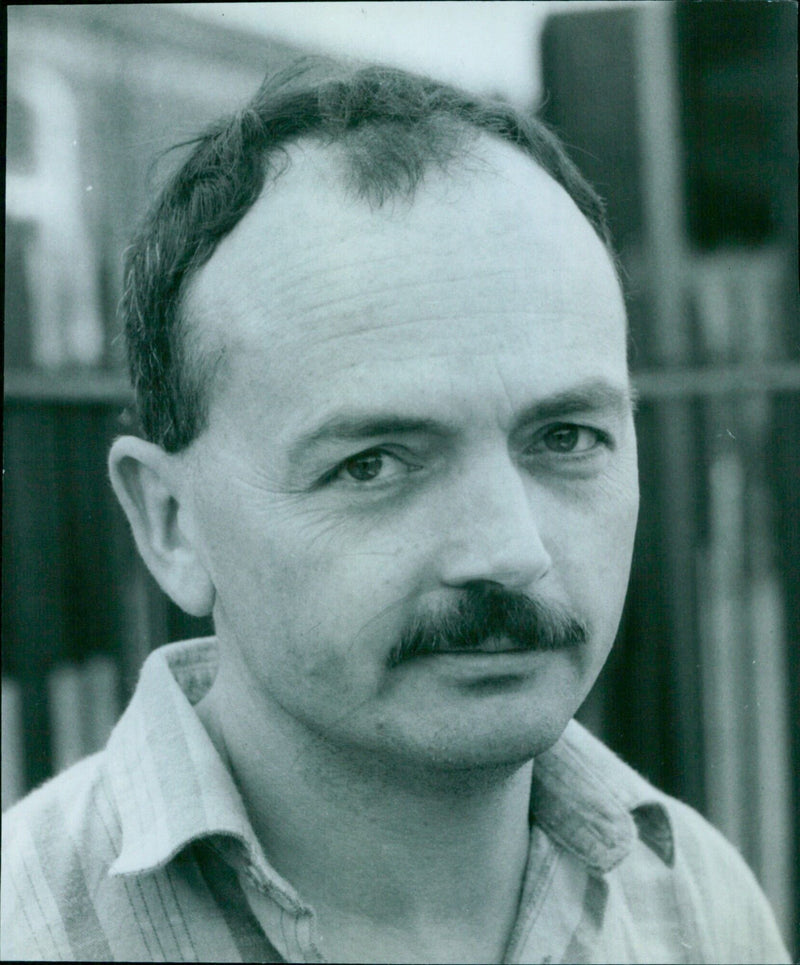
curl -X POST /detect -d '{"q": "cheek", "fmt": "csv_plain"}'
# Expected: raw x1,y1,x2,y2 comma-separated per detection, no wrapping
544,468,639,608
587,492,639,630
208,507,415,670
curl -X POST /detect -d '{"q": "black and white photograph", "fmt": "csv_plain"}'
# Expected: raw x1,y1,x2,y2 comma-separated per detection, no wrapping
3,3,798,961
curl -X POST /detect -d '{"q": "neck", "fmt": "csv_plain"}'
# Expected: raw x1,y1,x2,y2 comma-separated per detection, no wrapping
197,660,534,963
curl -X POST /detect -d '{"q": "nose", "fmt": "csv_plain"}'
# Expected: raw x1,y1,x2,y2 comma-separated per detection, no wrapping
437,455,552,592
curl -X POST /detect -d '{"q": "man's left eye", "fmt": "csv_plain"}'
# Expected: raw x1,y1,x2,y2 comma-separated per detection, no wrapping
537,424,607,454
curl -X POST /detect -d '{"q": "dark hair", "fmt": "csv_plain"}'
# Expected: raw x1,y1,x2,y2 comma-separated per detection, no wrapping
122,58,615,452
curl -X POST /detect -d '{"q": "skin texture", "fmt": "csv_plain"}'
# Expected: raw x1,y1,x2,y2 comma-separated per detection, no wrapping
109,135,639,962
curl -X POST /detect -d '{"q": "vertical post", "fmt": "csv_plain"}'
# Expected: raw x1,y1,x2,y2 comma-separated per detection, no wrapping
633,1,706,810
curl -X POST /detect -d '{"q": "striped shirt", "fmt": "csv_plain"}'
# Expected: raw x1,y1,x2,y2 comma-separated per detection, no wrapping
1,638,790,962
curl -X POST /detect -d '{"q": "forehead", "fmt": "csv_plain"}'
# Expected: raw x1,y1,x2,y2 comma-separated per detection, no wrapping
185,136,627,429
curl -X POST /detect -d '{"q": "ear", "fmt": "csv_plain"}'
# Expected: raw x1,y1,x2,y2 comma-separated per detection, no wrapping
108,436,215,617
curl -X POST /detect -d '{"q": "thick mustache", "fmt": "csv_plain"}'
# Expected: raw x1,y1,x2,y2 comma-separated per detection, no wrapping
388,583,588,668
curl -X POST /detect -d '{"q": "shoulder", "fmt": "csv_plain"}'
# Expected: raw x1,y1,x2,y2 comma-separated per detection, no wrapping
658,794,790,962
1,751,119,961
557,723,790,962
2,749,119,866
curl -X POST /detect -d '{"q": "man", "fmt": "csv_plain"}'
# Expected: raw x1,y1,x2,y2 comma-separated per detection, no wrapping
1,61,790,963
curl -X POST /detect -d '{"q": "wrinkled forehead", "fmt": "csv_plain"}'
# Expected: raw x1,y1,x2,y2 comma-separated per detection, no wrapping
182,135,625,390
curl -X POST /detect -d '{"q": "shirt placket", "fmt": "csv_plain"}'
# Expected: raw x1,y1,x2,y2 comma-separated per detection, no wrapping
505,829,600,965
234,848,326,963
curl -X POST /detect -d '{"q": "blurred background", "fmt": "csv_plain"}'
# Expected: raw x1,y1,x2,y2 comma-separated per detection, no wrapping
4,1,798,952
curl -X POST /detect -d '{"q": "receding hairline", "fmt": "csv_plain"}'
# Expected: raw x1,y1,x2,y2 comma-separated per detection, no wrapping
176,129,489,415
122,58,621,452
178,127,625,421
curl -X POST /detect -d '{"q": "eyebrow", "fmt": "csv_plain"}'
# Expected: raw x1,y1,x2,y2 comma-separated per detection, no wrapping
289,378,634,463
290,416,450,463
514,380,635,425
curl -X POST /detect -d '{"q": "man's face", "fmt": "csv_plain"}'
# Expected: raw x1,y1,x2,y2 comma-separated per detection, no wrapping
182,138,639,771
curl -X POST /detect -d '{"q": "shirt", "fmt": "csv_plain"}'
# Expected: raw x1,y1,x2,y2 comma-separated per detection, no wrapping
1,638,791,963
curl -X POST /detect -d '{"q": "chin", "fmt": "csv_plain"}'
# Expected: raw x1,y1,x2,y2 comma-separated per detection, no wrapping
383,701,577,776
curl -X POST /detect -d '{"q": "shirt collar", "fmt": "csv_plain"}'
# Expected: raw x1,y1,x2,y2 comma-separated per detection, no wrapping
106,638,672,882
106,639,268,878
531,718,673,872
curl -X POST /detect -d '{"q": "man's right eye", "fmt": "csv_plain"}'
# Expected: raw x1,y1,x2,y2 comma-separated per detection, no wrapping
341,451,387,482
325,448,421,487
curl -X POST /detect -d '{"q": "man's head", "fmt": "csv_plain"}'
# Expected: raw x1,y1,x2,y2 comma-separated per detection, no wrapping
110,60,638,774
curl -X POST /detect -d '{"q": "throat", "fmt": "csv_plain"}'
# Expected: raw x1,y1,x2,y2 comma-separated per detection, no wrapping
290,762,535,965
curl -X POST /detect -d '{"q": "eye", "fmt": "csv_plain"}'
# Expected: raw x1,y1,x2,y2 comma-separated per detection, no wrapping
535,424,609,455
334,448,420,485
343,451,387,482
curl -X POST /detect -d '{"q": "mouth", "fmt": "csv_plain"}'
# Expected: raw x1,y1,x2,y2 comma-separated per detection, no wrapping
405,645,558,687
387,637,535,671
430,635,528,655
